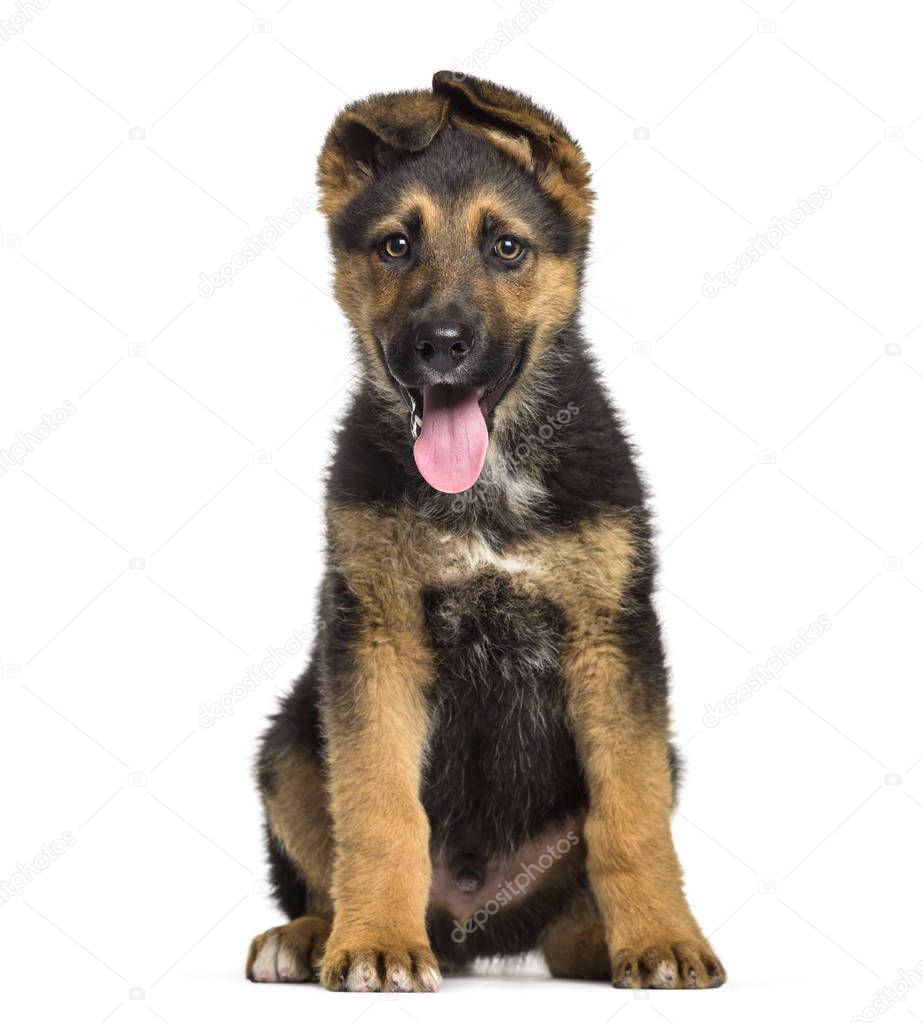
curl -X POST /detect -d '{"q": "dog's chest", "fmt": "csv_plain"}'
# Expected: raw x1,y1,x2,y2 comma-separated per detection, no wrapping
419,536,587,853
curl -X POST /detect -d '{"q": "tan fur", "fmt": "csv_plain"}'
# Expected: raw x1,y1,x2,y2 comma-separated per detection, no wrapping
327,165,581,441
334,501,724,987
254,497,723,988
541,887,610,980
546,524,726,988
432,71,594,226
367,187,442,241
247,916,331,982
330,503,637,599
455,119,535,171
318,73,594,228
263,748,334,918
319,72,590,395
258,71,723,991
317,505,440,991
322,505,722,989
491,251,579,387
462,187,534,242
317,90,449,217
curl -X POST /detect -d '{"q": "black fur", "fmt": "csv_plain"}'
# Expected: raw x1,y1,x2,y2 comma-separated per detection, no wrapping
421,576,586,857
327,323,646,540
334,129,576,257
256,90,677,965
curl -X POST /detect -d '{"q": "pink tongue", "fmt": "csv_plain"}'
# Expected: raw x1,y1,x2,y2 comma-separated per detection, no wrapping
413,385,488,493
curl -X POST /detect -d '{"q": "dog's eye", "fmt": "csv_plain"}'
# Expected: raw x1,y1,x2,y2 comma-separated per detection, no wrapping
381,233,410,259
493,236,525,262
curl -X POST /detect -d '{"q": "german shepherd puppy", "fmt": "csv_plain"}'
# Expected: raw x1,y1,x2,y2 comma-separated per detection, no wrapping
247,71,726,992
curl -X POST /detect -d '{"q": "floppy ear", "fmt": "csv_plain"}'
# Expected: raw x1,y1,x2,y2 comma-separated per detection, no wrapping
317,90,450,217
432,70,593,223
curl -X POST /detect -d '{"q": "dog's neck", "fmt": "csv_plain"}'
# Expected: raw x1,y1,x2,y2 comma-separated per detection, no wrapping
327,320,643,544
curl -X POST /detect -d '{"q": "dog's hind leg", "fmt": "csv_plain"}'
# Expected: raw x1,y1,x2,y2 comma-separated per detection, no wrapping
541,887,610,981
247,914,331,983
247,672,335,982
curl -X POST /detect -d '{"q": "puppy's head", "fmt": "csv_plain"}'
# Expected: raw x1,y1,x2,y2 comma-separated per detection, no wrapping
318,72,593,494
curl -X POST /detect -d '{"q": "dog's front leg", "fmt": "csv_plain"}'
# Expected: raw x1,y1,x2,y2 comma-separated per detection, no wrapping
317,566,439,993
563,606,726,989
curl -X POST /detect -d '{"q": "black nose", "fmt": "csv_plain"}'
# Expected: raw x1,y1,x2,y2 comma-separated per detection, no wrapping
414,322,474,373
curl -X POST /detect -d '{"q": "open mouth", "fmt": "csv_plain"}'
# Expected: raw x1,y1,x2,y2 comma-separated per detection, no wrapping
395,353,521,495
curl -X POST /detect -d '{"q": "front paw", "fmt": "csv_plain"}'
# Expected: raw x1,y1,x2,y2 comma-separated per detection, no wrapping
611,939,725,989
320,933,441,992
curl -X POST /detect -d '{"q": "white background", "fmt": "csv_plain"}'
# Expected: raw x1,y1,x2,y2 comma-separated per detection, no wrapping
2,1,922,1021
